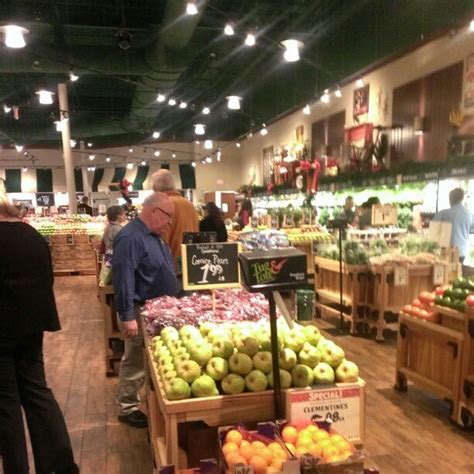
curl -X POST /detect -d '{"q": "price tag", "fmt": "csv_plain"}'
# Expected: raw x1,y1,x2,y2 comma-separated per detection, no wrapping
394,265,408,286
233,465,254,474
433,264,446,285
181,242,241,290
282,459,300,474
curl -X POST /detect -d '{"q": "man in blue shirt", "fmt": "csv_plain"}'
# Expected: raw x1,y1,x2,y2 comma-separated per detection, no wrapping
432,188,473,262
113,192,177,427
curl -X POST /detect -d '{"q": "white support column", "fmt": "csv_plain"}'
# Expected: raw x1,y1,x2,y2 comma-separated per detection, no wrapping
57,83,77,214
80,140,90,194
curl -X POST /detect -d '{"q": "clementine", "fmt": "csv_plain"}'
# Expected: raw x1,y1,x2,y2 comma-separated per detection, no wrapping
226,429,243,446
249,454,268,474
323,445,339,459
312,430,330,443
296,436,312,449
308,444,323,457
239,445,255,462
226,454,247,466
295,446,310,457
271,458,284,470
281,426,298,445
240,440,251,448
267,442,281,452
259,447,274,464
222,442,239,456
251,440,266,451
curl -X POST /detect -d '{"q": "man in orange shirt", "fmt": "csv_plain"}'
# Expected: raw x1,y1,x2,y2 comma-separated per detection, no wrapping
151,170,199,273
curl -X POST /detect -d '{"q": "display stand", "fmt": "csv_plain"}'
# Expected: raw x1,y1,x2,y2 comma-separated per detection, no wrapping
395,305,474,427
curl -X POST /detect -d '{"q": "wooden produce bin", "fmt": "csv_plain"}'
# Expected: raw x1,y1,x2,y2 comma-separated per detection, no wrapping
293,241,315,276
145,348,275,471
98,285,124,376
366,263,448,342
395,306,474,427
314,257,368,334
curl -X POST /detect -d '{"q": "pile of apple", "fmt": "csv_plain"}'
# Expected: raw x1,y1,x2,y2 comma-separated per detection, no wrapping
151,320,359,401
402,291,439,322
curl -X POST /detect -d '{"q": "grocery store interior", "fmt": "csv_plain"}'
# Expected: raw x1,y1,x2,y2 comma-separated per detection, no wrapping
1,1,474,473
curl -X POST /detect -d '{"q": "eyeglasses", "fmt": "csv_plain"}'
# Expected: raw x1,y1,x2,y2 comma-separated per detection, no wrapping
155,207,173,219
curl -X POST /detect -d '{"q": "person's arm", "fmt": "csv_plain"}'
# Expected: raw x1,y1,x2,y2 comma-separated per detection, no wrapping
112,233,142,322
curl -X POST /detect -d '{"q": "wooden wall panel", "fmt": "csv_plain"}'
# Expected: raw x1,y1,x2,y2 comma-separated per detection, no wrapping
328,110,346,157
311,119,326,158
392,61,463,163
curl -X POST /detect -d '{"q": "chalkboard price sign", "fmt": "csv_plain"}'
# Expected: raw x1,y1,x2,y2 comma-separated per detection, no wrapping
181,242,241,290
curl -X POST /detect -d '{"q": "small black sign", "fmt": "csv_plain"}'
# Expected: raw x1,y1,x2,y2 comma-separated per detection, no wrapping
182,242,241,290
36,192,55,207
128,191,139,198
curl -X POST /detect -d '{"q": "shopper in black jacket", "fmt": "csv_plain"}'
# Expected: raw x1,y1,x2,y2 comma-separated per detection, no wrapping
199,202,228,242
0,180,78,474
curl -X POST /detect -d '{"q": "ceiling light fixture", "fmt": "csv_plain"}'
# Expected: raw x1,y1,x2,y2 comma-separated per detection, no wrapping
157,94,166,102
195,140,200,144
205,156,212,163
226,95,242,110
201,159,206,164
171,152,177,158
126,163,133,169
152,131,160,139
244,33,256,46
303,104,311,115
1,25,29,49
191,161,196,167
179,101,188,109
141,160,147,166
4,105,11,113
281,39,304,62
70,139,77,147
89,154,95,161
470,19,474,32
335,87,342,98
91,166,96,172
106,157,111,162
69,71,79,82
36,90,54,105
321,90,330,104
154,150,160,157
194,123,205,135
224,23,234,36
356,77,365,88
54,120,66,132
260,125,268,136
15,144,23,152
186,1,198,15
87,142,93,147
202,106,210,115
204,139,213,149
168,98,176,106
128,147,133,153
216,149,222,162
22,167,28,173
23,151,28,156
236,142,241,148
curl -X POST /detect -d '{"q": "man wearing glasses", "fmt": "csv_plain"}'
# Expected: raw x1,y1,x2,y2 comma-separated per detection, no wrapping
112,192,177,428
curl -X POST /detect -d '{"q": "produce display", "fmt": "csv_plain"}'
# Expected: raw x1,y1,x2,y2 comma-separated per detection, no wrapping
319,241,368,265
284,226,332,244
26,215,105,236
150,320,359,401
143,289,278,336
235,229,290,250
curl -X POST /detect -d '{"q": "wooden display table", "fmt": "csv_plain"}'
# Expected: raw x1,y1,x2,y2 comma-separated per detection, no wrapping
366,263,449,341
314,257,368,334
98,285,124,376
145,348,275,470
395,305,474,427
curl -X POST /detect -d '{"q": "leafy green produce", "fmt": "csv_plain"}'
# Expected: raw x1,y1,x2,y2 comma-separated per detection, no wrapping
369,239,389,257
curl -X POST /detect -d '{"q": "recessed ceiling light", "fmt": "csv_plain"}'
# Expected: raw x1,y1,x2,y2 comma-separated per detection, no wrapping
245,33,256,46
186,1,198,15
224,24,234,36
89,154,95,161
168,98,176,106
236,142,241,148
152,131,160,139
191,161,196,167
157,94,166,102
126,163,133,169
106,157,111,162
154,150,160,157
179,101,188,109
202,106,210,115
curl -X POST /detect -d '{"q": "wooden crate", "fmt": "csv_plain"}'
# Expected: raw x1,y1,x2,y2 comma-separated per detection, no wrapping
145,347,275,470
314,257,368,334
98,285,124,376
395,306,474,427
292,241,315,276
366,263,449,341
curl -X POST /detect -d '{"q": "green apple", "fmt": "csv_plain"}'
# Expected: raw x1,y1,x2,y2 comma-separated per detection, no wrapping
291,364,314,387
245,370,268,392
267,369,292,389
151,336,164,349
175,360,201,383
207,327,231,343
161,326,179,343
303,325,322,346
179,325,201,340
188,342,213,366
199,322,216,337
157,355,173,367
211,338,234,359
160,362,175,374
155,346,171,359
316,337,331,352
228,353,253,375
221,374,246,394
252,351,273,374
235,335,259,357
279,348,297,371
335,359,359,383
257,331,284,352
173,353,190,366
191,374,219,397
283,328,306,352
164,378,191,400
313,362,335,384
298,342,321,368
320,342,345,368
206,357,229,381
162,370,177,382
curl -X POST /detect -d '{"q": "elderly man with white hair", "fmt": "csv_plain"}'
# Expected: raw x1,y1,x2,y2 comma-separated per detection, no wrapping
112,192,177,427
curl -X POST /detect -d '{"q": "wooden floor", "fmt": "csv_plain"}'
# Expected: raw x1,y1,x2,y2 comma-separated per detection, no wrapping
8,276,474,473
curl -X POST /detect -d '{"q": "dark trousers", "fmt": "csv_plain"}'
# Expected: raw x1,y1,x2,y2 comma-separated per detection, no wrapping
0,333,78,474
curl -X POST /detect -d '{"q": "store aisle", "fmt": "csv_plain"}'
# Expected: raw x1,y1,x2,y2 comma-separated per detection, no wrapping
43,276,152,474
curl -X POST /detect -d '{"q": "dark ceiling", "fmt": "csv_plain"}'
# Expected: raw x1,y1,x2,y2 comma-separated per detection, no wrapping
0,0,472,148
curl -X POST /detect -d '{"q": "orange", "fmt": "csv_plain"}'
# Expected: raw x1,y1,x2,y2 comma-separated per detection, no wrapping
251,440,266,451
312,430,329,443
296,436,312,449
281,426,298,445
295,447,310,457
271,458,284,470
227,454,247,466
241,440,251,448
333,439,352,454
249,454,268,474
329,434,344,444
308,444,323,457
239,445,255,462
259,447,274,464
222,442,239,456
306,425,318,434
273,448,288,460
297,428,311,439
323,445,339,459
226,429,243,447
267,442,282,452
285,443,296,456
326,454,342,463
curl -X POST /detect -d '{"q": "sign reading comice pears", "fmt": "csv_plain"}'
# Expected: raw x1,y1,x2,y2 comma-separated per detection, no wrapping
181,242,241,290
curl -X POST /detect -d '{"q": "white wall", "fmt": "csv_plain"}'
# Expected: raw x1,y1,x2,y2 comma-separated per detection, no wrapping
240,24,474,186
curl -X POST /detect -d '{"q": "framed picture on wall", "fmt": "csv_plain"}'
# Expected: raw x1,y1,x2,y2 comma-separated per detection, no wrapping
464,53,474,109
262,145,274,185
295,125,304,143
353,85,370,117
